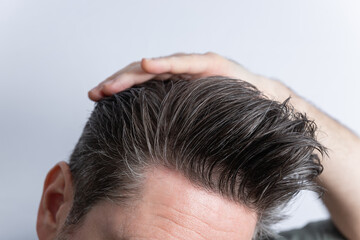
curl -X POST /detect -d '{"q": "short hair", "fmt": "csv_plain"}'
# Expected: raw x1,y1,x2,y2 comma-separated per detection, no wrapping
66,76,324,238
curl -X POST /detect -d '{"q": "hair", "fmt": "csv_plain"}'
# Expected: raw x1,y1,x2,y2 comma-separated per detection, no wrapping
66,76,324,239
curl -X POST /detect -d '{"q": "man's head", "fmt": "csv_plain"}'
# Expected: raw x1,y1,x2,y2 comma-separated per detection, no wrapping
37,77,324,239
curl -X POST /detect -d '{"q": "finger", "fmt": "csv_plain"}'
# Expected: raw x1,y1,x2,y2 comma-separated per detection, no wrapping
88,62,154,101
152,73,173,80
88,86,106,101
89,61,142,93
141,52,221,76
101,64,156,96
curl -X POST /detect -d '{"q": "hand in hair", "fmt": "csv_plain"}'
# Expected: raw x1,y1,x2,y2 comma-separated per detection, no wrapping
88,52,267,101
88,52,360,239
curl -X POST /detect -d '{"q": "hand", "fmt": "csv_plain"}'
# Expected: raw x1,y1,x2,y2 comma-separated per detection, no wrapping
87,52,360,239
88,52,263,101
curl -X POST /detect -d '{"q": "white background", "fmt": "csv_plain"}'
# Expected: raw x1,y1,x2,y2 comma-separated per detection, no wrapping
1,0,359,239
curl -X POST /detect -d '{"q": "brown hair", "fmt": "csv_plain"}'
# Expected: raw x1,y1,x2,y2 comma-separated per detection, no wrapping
67,77,324,238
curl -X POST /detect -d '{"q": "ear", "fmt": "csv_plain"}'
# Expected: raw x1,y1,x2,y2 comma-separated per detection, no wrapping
36,161,74,240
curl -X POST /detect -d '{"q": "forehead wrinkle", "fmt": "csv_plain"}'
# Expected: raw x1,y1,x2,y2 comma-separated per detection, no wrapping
128,201,239,240
154,217,207,240
76,166,257,240
143,220,207,240
133,166,257,239
146,200,241,234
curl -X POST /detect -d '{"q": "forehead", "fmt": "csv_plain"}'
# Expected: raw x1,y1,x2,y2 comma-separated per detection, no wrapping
79,167,258,240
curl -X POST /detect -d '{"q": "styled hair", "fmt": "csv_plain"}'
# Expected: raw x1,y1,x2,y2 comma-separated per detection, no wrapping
66,77,324,238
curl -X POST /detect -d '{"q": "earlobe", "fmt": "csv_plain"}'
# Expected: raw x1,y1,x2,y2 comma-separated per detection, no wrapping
36,161,73,240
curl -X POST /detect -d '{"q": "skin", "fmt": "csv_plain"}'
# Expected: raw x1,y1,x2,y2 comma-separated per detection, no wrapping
88,52,360,239
37,164,257,240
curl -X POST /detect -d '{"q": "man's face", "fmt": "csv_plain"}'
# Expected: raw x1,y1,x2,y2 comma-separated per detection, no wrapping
63,167,257,240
